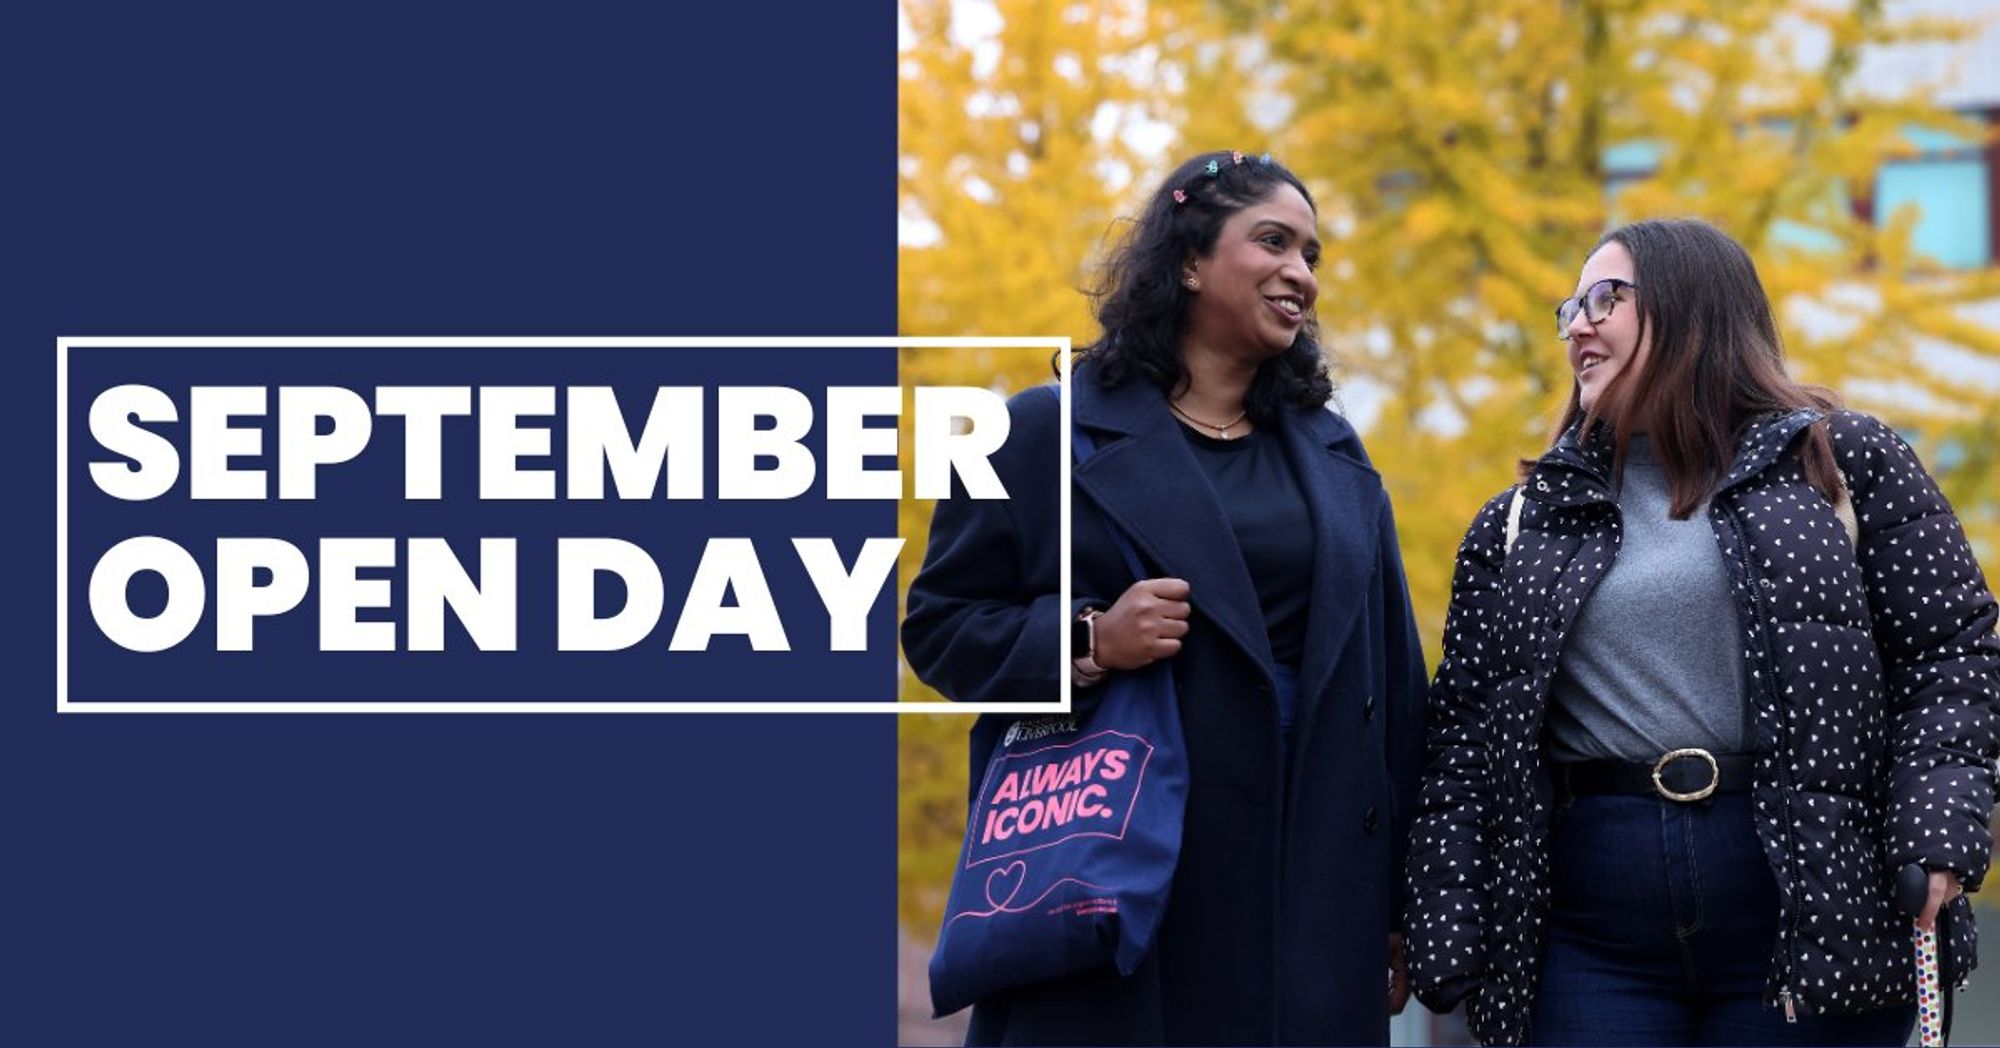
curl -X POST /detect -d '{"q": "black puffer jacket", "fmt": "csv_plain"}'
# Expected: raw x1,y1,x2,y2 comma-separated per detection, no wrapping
1405,409,2000,1045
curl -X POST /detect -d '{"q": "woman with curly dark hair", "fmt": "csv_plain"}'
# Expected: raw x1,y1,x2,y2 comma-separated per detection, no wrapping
905,150,1431,1045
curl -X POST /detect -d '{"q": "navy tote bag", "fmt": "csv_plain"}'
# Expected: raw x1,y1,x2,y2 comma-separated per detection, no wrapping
928,410,1190,1018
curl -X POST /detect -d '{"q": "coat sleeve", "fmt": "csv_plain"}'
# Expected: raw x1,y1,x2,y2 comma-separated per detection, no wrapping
902,386,1099,703
1379,492,1431,933
1831,412,2000,891
1405,488,1514,1012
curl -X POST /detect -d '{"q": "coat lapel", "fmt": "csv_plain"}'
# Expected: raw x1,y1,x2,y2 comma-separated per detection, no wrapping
1073,374,1386,738
1073,375,1275,675
1278,407,1382,729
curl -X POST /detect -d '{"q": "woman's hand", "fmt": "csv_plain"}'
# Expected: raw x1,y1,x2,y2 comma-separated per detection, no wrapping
1091,578,1191,670
1920,869,1965,932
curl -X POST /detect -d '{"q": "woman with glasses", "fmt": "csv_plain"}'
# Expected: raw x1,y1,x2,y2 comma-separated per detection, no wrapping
1403,218,2000,1046
904,151,1431,1045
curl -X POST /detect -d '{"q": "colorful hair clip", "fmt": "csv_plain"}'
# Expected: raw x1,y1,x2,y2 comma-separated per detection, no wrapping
1172,189,1188,204
1231,151,1245,165
1204,160,1220,176
1258,152,1272,165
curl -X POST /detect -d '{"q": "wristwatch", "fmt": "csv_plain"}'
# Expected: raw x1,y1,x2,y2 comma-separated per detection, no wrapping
1072,607,1105,662
1072,607,1107,685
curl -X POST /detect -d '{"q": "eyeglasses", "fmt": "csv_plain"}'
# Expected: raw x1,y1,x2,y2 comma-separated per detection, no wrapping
1555,278,1638,341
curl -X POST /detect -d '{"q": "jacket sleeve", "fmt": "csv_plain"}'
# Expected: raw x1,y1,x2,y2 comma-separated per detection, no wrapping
1833,411,2000,891
902,386,1095,703
1405,488,1514,1012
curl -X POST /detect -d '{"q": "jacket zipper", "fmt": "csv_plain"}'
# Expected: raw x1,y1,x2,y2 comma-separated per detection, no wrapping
1723,499,1806,1020
1506,481,1621,1045
1532,414,1818,1030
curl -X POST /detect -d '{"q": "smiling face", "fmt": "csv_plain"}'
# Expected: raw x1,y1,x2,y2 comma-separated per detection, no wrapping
1182,184,1320,360
1566,239,1648,416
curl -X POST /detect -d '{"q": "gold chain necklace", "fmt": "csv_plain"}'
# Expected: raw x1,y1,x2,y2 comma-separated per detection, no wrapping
1168,398,1249,439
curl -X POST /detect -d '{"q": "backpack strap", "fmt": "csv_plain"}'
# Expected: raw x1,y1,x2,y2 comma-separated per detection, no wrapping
1504,486,1526,557
1831,465,1859,550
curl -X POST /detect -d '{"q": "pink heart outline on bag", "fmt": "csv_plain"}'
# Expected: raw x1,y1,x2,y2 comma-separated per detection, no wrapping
984,860,1028,910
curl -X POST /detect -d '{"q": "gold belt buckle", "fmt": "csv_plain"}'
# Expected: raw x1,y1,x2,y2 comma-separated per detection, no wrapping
1651,748,1719,802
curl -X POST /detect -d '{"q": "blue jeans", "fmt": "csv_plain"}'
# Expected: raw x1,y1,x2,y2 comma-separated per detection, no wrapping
1530,792,1914,1047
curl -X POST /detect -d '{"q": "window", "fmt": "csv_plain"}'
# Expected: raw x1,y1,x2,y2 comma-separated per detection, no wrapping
1872,122,1993,269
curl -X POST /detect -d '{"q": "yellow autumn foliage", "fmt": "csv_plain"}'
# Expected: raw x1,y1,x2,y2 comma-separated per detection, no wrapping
897,0,2000,941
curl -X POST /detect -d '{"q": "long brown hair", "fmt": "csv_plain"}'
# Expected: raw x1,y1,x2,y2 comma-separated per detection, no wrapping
1534,218,1842,518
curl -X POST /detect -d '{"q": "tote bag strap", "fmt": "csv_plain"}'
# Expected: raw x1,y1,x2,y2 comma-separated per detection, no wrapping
1058,384,1148,582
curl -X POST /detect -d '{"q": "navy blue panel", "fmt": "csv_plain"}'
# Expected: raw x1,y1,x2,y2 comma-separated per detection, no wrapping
7,2,897,1044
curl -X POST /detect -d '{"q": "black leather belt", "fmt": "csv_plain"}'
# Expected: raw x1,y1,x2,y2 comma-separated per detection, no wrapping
1556,749,1755,802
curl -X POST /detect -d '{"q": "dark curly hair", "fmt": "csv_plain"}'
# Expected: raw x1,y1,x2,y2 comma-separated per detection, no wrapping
1080,150,1335,424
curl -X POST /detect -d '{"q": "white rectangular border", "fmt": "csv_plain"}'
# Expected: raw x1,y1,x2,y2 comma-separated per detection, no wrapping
57,336,1073,715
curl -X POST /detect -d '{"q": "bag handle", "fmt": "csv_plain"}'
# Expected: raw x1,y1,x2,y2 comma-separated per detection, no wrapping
1056,383,1149,582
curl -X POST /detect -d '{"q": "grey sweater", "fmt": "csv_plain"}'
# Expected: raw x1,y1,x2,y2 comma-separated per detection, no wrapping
1546,436,1751,763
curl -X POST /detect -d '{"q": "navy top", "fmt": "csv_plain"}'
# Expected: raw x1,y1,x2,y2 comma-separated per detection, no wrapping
1179,423,1313,667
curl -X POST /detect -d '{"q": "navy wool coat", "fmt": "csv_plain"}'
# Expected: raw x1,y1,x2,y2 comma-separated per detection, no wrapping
904,366,1429,1046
